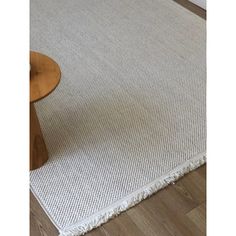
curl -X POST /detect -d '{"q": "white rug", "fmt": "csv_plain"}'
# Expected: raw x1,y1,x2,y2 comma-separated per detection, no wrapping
30,0,206,235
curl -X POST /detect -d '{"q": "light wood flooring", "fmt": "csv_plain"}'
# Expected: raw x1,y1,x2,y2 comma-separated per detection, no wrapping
30,1,206,235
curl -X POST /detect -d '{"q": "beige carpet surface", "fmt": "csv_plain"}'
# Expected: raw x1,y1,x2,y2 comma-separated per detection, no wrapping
30,0,206,235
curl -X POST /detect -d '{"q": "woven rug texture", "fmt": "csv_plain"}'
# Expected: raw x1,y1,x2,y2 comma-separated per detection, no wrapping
30,0,206,235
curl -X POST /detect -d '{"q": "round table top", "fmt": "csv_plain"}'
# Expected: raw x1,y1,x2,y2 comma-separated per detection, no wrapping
30,51,61,103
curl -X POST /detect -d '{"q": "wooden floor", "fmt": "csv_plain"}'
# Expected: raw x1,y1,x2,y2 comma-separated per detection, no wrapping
30,1,206,236
174,0,206,19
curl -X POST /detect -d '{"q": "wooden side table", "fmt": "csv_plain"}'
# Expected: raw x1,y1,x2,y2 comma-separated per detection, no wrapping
30,51,61,170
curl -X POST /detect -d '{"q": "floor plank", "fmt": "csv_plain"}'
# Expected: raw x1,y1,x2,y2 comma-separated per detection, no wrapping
101,213,145,236
30,192,58,236
138,191,203,236
30,212,49,236
174,0,206,19
186,202,206,234
127,206,173,236
178,170,206,204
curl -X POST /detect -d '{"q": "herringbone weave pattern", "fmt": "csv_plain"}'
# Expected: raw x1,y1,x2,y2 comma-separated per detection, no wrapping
30,0,206,235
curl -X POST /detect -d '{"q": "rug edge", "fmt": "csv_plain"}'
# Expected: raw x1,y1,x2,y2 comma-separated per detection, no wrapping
59,152,206,236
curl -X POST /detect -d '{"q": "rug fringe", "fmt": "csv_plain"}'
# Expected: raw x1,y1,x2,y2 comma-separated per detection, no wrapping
59,153,206,236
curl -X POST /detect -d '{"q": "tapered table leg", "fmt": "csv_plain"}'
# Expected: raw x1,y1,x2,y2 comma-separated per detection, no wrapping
30,51,61,170
30,103,48,170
